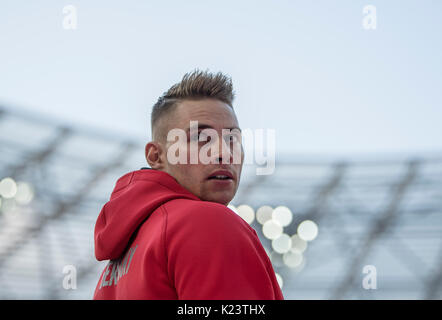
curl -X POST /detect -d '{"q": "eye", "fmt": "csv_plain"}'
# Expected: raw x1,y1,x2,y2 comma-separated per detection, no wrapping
190,131,210,142
225,134,239,143
199,131,211,141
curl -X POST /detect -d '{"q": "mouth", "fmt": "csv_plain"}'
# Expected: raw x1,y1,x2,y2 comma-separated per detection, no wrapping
207,170,234,181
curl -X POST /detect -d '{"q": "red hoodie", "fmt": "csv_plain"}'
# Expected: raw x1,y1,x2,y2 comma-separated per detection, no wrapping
93,168,284,300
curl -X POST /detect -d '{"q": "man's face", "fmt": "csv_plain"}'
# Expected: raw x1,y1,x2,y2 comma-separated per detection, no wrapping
158,99,244,205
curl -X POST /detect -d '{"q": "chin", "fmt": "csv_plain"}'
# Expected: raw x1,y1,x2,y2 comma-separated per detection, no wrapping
204,193,234,206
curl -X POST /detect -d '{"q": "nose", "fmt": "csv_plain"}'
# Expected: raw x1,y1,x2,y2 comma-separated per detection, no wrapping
212,135,233,164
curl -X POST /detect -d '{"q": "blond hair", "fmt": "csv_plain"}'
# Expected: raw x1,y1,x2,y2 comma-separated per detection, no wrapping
151,70,235,138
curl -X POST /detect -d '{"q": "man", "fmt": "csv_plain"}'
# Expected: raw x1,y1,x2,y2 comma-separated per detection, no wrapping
93,70,283,300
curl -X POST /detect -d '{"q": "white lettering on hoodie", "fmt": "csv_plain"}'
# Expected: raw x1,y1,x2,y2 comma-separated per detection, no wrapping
99,245,138,289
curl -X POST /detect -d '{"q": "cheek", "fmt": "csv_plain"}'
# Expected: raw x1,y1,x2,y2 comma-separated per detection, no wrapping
175,164,205,185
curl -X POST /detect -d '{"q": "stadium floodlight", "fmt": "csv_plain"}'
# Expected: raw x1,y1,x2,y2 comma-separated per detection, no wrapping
297,220,318,241
0,178,17,199
256,205,273,225
272,233,292,254
263,219,283,240
272,205,293,227
236,204,255,224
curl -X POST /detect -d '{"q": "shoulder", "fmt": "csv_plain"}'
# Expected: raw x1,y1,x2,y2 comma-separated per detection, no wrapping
163,199,254,237
164,199,239,222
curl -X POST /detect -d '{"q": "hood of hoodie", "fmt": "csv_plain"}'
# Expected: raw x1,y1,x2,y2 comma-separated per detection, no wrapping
94,168,200,261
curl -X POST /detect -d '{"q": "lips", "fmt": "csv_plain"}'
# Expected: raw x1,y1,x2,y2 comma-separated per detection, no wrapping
207,170,234,181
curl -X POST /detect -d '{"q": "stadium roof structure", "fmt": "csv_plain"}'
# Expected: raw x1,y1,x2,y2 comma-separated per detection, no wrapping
0,105,441,299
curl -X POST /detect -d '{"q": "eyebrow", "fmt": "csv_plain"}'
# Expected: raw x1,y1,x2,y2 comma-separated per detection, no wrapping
185,123,242,132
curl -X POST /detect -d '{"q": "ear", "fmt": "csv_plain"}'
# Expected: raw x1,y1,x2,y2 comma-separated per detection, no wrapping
145,142,165,170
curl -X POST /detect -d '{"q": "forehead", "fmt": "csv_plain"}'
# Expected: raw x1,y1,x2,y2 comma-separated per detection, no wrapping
172,99,239,130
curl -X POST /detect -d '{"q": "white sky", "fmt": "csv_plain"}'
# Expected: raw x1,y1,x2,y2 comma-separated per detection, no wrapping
1,0,441,157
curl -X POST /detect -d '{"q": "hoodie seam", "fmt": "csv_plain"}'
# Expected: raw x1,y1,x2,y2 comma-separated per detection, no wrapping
160,204,175,291
112,172,135,194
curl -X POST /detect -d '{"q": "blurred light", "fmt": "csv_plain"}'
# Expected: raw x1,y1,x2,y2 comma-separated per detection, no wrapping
15,182,34,205
271,206,293,227
1,198,34,226
293,257,306,273
283,250,303,268
0,177,17,199
0,198,17,216
291,234,308,253
275,273,283,289
271,233,292,254
297,220,318,241
269,251,284,267
236,204,255,224
256,205,273,225
227,204,237,213
262,220,283,240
